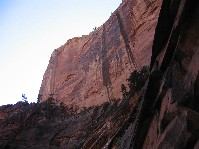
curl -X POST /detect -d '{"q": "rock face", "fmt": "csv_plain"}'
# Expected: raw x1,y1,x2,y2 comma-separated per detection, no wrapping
0,99,134,148
127,0,199,148
1,0,199,148
39,0,162,110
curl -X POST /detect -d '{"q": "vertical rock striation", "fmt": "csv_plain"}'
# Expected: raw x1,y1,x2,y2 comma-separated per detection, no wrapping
1,0,199,148
39,0,162,111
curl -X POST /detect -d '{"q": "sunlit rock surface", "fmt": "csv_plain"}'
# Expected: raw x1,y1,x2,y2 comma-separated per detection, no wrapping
39,0,162,110
1,0,199,148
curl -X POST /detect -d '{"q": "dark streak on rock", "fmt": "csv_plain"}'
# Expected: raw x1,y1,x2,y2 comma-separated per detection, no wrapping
101,25,112,100
116,11,138,70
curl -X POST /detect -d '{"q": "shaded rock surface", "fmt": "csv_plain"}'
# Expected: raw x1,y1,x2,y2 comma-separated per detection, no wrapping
0,95,140,148
1,0,199,148
133,0,199,148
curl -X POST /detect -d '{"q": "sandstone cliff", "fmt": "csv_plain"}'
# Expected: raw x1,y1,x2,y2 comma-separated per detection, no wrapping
39,0,162,110
0,0,199,148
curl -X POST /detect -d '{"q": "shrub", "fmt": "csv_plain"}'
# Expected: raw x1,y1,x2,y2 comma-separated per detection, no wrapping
121,84,127,98
127,66,149,95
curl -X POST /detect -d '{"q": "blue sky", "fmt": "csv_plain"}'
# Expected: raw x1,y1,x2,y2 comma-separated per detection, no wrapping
0,0,122,105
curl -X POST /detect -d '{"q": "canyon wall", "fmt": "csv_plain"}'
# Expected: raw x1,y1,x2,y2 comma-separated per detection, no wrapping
39,0,162,110
1,0,199,148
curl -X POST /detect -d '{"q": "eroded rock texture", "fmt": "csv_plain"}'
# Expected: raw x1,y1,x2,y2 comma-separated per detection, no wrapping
127,0,199,148
0,0,199,148
39,0,162,110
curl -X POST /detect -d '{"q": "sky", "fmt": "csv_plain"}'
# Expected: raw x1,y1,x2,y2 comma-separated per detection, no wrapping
0,0,122,105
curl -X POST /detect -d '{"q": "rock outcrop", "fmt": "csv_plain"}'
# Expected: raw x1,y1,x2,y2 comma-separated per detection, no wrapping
0,0,199,148
39,0,162,111
0,99,134,148
141,0,199,148
116,0,199,148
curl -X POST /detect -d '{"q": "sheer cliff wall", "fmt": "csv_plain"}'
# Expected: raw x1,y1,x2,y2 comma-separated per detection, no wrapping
39,0,162,110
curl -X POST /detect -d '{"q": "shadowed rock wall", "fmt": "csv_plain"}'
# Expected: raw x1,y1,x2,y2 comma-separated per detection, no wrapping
1,0,199,148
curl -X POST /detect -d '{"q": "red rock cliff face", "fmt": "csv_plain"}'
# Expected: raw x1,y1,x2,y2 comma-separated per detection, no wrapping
39,0,162,110
1,0,199,148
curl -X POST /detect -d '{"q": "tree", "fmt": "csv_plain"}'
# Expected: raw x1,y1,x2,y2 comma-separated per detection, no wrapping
37,94,42,103
22,93,28,102
121,84,127,98
93,27,97,30
127,66,149,94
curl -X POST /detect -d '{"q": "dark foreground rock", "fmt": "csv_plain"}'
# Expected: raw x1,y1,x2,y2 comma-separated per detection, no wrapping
0,0,199,148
